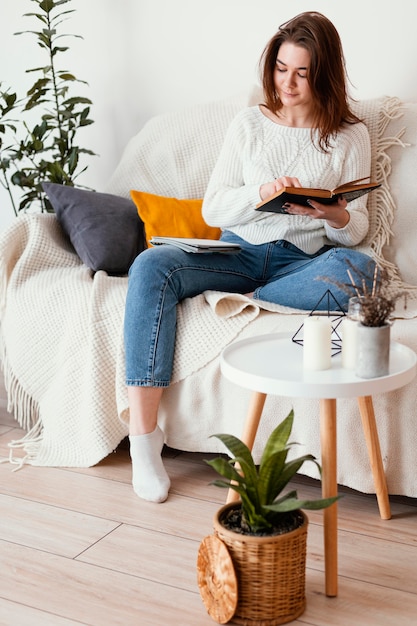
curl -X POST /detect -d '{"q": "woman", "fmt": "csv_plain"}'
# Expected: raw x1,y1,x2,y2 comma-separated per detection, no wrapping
124,11,375,502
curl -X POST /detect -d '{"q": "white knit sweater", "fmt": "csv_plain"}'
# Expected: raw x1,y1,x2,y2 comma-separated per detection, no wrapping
202,106,371,254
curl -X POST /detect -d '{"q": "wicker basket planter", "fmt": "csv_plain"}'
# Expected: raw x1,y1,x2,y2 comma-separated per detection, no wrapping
197,413,335,624
198,502,308,625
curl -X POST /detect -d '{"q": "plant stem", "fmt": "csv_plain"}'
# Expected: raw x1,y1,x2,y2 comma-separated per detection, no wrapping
47,9,65,157
0,168,18,216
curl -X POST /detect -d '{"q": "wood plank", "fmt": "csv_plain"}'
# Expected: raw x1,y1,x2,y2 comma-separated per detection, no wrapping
0,598,78,625
78,524,200,592
0,494,119,557
306,521,417,594
0,426,26,456
63,446,227,503
0,410,15,427
2,522,417,626
301,573,417,625
1,448,416,546
291,478,417,546
0,541,215,626
0,424,14,437
0,462,218,541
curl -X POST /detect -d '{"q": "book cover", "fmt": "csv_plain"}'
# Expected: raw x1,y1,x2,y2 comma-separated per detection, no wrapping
256,180,381,214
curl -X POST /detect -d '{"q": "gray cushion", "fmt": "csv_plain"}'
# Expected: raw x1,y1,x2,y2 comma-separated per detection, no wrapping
42,183,146,274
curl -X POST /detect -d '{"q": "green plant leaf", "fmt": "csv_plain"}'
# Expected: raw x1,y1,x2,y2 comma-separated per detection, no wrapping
58,72,76,81
257,448,289,504
40,0,56,12
25,92,49,110
259,410,294,467
243,502,273,533
210,478,237,490
206,457,243,484
52,45,70,55
27,78,50,95
209,433,256,476
258,410,306,504
26,65,52,73
267,455,320,503
210,435,260,501
64,97,93,106
265,495,340,513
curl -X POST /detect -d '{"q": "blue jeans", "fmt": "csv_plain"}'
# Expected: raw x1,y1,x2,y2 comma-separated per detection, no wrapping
124,232,375,387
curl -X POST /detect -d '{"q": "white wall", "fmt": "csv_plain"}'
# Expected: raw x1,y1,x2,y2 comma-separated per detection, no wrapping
1,0,417,232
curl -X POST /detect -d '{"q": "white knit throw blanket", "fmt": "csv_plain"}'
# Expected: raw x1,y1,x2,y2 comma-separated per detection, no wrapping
0,214,274,466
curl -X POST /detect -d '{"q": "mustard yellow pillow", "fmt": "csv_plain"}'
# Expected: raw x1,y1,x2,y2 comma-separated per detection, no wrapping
130,190,221,245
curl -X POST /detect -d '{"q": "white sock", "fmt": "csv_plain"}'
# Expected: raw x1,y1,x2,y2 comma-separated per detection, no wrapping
129,426,171,503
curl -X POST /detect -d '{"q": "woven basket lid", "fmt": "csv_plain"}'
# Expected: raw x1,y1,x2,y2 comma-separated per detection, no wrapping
197,534,238,624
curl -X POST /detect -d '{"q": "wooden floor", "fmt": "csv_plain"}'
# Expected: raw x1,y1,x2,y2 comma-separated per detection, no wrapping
1,379,417,626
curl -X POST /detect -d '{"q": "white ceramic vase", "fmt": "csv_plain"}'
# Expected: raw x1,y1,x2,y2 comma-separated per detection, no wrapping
355,323,391,378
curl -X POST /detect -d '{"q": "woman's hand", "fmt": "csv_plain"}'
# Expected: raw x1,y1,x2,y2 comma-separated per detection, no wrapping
284,196,350,228
259,176,302,201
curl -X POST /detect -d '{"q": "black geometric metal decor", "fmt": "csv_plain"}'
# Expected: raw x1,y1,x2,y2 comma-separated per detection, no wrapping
292,290,346,356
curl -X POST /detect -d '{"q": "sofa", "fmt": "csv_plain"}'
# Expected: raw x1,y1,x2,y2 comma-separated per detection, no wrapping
1,87,417,497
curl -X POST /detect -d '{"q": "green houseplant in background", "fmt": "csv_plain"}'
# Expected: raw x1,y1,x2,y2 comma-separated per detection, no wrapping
197,410,339,625
0,0,95,216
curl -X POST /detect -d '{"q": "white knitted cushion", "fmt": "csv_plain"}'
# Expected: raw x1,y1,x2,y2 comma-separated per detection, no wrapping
106,93,250,200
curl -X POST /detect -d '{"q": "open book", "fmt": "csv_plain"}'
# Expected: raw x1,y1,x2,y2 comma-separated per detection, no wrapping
149,237,241,254
256,178,381,214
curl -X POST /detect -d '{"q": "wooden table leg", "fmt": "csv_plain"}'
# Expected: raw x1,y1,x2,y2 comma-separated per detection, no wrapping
357,396,391,520
226,391,267,504
320,398,338,597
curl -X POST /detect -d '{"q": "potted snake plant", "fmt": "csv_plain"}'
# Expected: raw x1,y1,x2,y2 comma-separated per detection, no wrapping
197,409,338,625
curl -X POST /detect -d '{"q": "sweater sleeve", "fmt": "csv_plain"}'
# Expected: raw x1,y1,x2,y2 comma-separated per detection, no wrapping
202,110,263,228
323,122,371,247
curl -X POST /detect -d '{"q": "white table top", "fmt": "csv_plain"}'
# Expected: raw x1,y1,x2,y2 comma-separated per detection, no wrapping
220,332,417,399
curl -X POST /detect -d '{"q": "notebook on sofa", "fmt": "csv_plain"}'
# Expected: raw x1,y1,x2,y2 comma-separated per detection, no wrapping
149,237,241,254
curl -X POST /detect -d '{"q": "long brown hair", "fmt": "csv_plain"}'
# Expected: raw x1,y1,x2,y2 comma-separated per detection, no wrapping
259,11,360,150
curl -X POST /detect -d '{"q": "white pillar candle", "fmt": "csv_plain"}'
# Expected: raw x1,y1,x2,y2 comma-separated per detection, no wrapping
303,316,332,370
341,317,359,369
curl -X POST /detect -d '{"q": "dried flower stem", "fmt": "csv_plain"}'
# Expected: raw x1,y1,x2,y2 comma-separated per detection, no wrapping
322,259,406,327
371,265,378,297
347,269,361,297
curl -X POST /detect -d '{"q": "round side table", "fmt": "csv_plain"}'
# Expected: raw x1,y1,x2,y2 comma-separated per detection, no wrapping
220,332,417,597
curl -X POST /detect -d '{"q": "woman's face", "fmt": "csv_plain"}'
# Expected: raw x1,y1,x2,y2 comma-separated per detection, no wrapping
274,42,312,110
